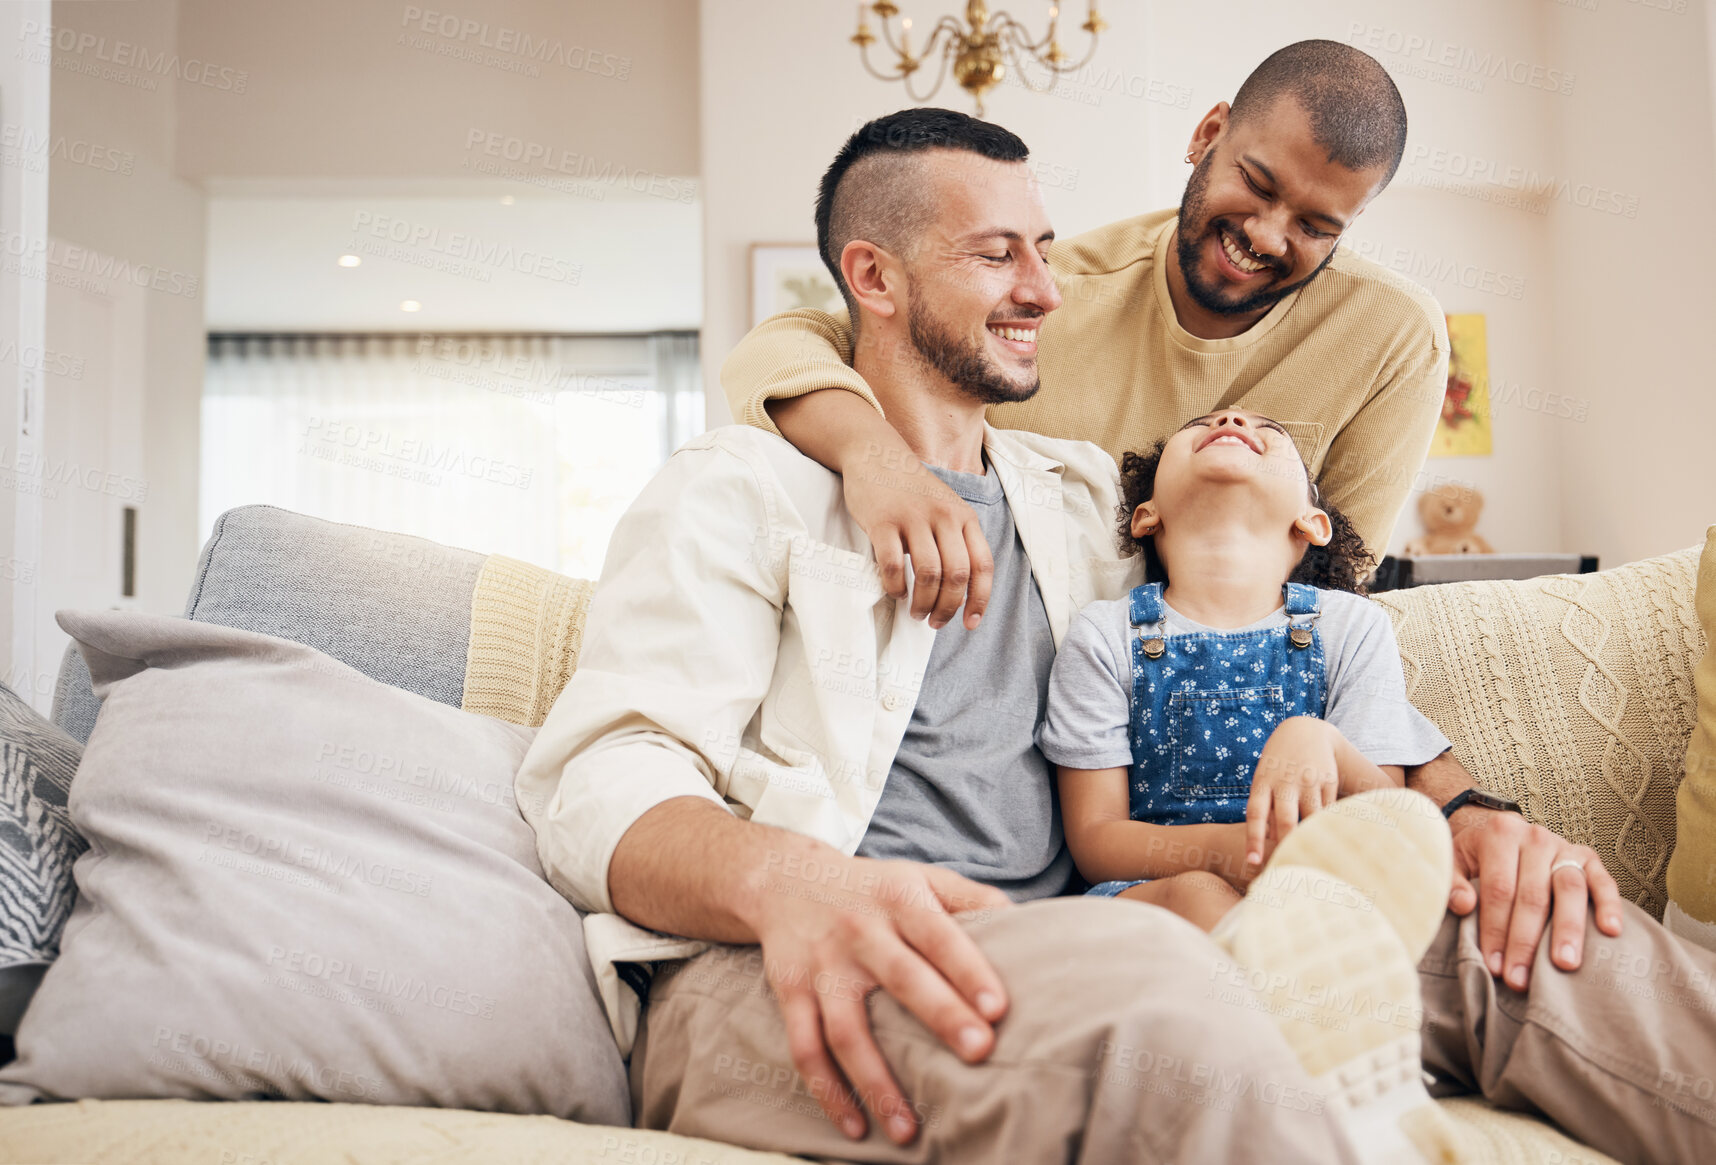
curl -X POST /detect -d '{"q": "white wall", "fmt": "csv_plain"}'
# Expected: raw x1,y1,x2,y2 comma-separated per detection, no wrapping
0,0,52,704
205,188,701,332
44,0,207,680
1548,0,1716,567
699,0,1716,567
177,0,699,183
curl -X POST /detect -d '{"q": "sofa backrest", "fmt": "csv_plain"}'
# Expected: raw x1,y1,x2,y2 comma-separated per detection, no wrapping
51,505,486,742
1375,546,1704,918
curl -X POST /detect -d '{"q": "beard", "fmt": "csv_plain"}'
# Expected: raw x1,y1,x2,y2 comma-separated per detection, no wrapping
1176,150,1338,317
905,290,1042,406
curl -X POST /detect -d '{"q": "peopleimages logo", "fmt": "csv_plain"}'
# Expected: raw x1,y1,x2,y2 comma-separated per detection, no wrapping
348,211,582,285
462,128,698,204
1402,145,1640,219
17,20,249,92
0,445,148,503
300,417,534,491
0,123,134,175
0,230,200,299
399,6,631,79
1345,23,1576,95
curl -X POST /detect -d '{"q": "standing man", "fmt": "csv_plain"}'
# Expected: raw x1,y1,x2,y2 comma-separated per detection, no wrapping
727,39,1442,613
724,38,1622,1008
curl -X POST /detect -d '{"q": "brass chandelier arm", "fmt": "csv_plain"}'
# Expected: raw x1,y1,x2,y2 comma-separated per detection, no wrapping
851,4,1104,114
996,11,1054,54
998,14,1102,83
915,14,966,66
860,12,963,84
1050,30,1102,72
901,38,957,103
856,39,913,82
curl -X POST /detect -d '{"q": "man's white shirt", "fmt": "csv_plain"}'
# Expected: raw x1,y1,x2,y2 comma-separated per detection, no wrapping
514,423,1142,1052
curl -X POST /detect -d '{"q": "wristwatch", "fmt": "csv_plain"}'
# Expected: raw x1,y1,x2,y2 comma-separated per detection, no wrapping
1441,788,1523,819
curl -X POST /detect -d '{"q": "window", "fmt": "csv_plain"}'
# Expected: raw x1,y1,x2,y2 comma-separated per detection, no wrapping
201,332,702,579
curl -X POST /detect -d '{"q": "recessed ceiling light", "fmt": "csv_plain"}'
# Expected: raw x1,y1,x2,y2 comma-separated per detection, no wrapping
399,300,422,312
498,195,515,205
337,254,362,267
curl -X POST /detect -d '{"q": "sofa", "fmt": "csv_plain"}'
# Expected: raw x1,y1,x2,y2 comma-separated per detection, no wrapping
1,503,1703,1164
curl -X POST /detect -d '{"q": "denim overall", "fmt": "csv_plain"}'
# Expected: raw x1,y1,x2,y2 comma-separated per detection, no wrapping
1085,581,1326,898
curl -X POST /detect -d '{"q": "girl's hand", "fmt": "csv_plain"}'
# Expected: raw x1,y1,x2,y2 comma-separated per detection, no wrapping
1243,717,1340,872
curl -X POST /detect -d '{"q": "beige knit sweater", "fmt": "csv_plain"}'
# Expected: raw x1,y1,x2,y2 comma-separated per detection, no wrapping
722,209,1450,557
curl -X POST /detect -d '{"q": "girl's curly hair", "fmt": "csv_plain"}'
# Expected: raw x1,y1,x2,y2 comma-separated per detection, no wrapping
1116,438,1375,595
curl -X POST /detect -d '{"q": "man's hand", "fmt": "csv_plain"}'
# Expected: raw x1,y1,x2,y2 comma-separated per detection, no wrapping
764,390,993,631
842,438,993,631
749,852,1013,1145
1448,807,1626,990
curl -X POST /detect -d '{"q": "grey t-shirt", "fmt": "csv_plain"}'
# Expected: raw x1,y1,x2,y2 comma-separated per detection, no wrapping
1037,589,1451,775
856,460,1071,901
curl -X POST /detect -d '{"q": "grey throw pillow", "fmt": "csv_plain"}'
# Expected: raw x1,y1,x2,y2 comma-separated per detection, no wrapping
0,610,629,1123
0,684,85,1035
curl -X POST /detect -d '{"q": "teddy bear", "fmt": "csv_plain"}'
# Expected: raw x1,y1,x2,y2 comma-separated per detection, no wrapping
1402,483,1494,555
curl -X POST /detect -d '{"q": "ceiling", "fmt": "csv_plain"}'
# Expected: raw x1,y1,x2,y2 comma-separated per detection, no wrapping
205,180,701,333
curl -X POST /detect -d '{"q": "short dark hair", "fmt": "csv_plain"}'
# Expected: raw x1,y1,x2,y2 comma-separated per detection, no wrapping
1229,39,1409,188
1115,437,1375,595
814,108,1029,316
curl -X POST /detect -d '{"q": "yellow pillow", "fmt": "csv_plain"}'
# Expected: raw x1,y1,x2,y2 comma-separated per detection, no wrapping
1666,526,1716,945
460,554,595,728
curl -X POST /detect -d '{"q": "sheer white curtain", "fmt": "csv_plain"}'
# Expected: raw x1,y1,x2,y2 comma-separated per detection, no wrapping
202,332,701,578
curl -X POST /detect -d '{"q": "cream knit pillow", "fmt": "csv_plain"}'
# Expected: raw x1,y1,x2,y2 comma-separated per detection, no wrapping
1373,546,1702,918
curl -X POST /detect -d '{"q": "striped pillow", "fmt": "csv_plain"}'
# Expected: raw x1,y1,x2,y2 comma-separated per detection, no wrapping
0,684,85,1033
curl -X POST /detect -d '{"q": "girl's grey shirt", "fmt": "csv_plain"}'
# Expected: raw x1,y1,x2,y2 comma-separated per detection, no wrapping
1036,589,1451,774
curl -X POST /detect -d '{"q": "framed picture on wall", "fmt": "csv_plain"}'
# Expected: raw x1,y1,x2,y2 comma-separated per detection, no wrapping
1430,313,1493,458
749,244,841,328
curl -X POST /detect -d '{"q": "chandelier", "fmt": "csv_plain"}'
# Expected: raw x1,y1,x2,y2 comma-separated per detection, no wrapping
851,1,1106,117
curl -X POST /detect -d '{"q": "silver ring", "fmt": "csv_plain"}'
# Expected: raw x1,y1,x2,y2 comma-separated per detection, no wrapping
1550,858,1586,876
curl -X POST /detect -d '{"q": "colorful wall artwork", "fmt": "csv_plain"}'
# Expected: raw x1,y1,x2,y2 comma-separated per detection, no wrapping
1430,313,1493,458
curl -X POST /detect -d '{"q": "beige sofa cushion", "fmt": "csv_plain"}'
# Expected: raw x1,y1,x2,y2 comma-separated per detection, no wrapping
0,1095,1618,1165
0,1099,808,1164
1372,545,1703,917
0,1095,1616,1165
1439,1097,1620,1164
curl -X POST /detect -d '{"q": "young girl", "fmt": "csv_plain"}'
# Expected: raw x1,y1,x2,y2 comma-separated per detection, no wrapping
1037,409,1452,931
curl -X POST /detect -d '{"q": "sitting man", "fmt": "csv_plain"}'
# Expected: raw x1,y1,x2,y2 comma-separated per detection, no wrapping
727,38,1625,1009
518,108,1716,1164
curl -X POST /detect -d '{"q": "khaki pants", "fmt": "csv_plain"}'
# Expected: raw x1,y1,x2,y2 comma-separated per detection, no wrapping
631,896,1716,1165
632,897,1354,1164
1420,899,1716,1165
